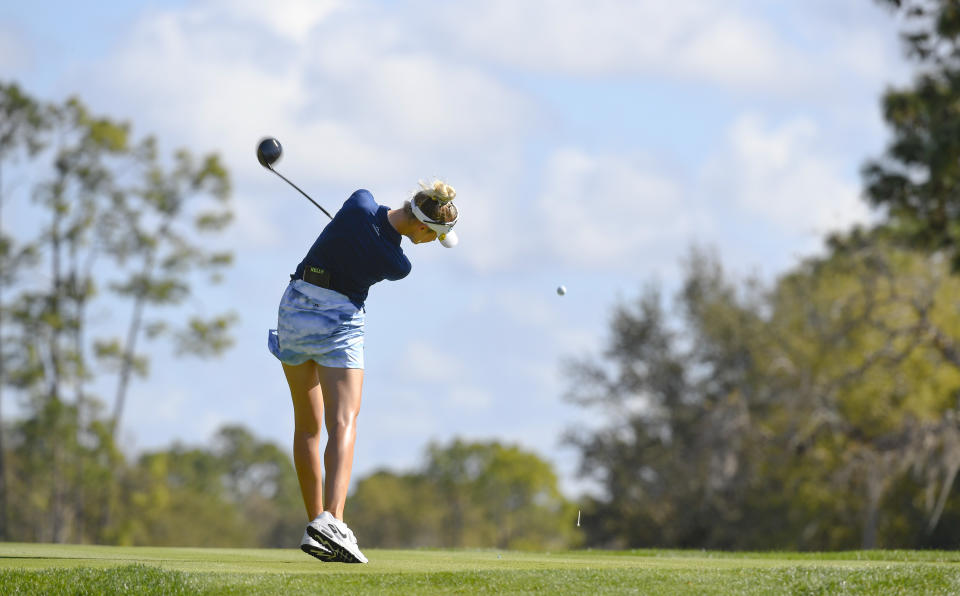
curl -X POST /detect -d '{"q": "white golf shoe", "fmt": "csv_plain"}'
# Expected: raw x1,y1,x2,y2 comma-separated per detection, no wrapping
300,528,333,561
306,512,368,563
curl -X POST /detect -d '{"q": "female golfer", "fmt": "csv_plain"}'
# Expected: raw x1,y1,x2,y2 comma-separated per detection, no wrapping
267,180,458,564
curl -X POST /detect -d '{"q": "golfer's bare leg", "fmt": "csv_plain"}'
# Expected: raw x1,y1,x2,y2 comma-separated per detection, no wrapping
317,366,364,520
283,361,325,520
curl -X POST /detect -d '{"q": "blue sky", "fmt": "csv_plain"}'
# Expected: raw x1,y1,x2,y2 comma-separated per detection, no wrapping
1,1,910,496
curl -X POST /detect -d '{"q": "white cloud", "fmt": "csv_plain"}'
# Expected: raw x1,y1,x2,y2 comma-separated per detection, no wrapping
363,388,436,437
229,194,283,248
0,26,32,73
71,0,534,255
676,15,790,87
704,113,870,236
210,0,343,43
833,28,904,84
400,340,466,385
79,0,531,152
535,148,691,267
62,0,898,276
426,0,901,99
447,387,493,409
447,182,523,272
391,342,493,410
432,0,718,74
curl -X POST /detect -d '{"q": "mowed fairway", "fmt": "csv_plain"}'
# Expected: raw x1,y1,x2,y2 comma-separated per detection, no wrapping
0,543,959,595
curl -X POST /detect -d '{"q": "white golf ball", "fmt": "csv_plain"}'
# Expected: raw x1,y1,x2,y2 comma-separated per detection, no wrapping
557,285,567,296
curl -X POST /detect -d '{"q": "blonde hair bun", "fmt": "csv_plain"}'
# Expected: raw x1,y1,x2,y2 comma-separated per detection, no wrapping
418,179,456,203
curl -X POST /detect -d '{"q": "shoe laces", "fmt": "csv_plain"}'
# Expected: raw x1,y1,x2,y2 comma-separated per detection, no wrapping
326,514,359,545
342,524,358,544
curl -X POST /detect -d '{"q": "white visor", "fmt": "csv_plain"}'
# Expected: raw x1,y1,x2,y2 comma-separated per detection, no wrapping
411,199,459,248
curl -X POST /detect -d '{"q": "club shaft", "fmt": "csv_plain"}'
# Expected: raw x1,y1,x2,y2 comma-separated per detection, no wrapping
268,165,333,220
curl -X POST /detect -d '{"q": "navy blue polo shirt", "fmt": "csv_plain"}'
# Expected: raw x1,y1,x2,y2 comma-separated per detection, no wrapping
293,189,411,308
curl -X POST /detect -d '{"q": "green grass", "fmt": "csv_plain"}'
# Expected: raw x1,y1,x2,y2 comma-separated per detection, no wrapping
0,543,959,594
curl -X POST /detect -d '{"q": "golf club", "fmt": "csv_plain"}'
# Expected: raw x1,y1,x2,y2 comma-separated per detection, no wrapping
256,137,334,220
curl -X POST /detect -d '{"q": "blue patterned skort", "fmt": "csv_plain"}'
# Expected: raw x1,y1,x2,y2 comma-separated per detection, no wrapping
267,279,365,369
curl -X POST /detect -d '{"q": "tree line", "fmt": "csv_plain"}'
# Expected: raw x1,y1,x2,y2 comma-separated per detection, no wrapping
565,0,960,550
567,242,960,549
0,82,236,543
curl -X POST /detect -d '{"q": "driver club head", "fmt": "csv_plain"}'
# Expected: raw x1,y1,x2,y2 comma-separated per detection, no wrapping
257,137,282,168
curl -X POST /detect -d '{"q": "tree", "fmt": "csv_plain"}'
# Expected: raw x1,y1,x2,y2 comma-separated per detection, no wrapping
95,137,234,438
22,97,133,541
348,439,578,550
424,439,575,549
563,251,772,549
0,82,236,543
212,426,303,547
109,425,302,548
0,82,49,540
864,0,960,269
347,470,444,548
6,394,117,543
766,236,960,548
565,244,960,550
561,2,960,551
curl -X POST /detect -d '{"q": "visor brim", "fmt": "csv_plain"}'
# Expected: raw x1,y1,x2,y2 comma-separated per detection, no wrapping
439,230,458,248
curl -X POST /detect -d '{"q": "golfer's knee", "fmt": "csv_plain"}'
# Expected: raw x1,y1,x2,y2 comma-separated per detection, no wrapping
294,426,322,442
328,411,358,437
